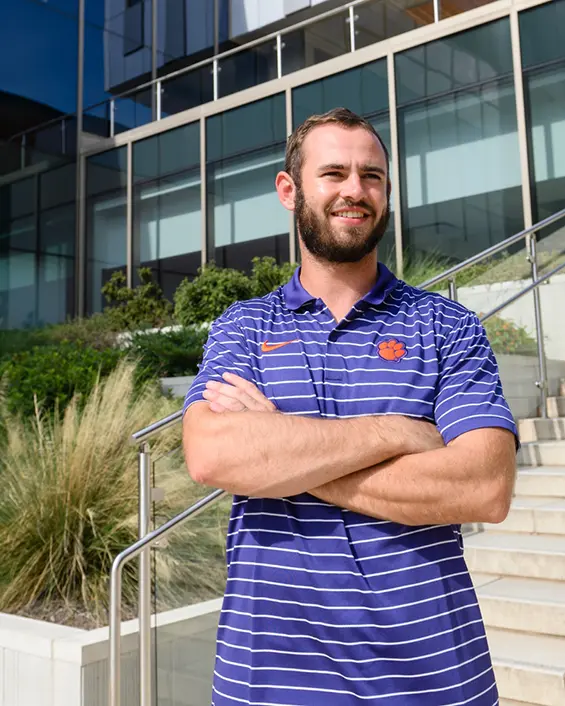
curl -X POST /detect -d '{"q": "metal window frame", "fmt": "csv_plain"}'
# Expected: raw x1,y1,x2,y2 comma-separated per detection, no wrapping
79,0,554,306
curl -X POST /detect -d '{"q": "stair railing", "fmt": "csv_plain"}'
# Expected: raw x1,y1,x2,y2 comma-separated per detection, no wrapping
109,209,565,706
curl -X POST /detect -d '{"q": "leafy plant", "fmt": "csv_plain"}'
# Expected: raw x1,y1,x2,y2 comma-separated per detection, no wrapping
129,327,208,380
250,257,297,297
1,342,125,418
102,268,173,330
0,361,215,625
174,262,253,326
481,314,538,355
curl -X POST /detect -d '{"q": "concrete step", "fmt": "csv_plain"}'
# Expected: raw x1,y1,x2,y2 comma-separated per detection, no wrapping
514,467,565,497
484,497,565,535
548,397,565,418
518,442,565,467
518,417,565,442
473,574,565,637
464,531,565,581
487,627,565,706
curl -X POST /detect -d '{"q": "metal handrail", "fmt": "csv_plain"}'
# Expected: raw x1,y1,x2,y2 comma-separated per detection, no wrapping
418,207,565,290
7,0,372,144
481,259,565,324
108,488,227,706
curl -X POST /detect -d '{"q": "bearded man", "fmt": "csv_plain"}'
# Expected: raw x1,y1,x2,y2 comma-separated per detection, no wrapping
182,107,517,705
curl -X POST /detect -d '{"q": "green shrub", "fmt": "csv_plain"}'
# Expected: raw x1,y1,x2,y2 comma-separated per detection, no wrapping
102,268,173,330
0,361,222,625
174,262,253,326
129,327,208,380
43,313,121,351
2,342,125,418
0,328,51,363
250,257,297,297
482,314,538,355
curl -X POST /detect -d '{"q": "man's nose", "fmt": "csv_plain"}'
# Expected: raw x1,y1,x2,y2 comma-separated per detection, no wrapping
340,173,365,202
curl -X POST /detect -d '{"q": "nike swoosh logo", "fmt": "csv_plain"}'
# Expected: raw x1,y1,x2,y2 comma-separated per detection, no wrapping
261,339,299,353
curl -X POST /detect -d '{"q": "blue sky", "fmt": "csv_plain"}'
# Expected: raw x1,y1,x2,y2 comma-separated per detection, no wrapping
0,0,108,115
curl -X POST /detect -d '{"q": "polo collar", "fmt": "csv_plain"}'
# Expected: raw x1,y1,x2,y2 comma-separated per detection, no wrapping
282,263,398,311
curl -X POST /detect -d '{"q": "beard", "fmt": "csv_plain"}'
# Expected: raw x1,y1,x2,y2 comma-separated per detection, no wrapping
295,186,390,264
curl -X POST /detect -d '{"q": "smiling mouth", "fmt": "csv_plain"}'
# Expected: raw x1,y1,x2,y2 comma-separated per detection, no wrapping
331,210,371,222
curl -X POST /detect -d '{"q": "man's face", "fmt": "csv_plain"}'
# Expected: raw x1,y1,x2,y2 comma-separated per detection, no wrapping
295,124,390,263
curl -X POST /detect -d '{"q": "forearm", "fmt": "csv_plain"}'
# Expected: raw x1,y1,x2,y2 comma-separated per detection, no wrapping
183,405,426,497
311,431,516,525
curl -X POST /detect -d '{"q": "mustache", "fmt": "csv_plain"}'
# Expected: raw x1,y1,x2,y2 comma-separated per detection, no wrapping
325,199,375,216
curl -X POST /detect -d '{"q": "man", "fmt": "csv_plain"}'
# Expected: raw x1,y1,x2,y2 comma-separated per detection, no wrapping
183,107,517,705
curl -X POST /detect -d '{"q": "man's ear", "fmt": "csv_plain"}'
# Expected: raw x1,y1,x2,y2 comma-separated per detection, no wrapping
276,171,296,212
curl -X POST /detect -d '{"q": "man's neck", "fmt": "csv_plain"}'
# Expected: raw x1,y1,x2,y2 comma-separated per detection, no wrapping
299,250,379,322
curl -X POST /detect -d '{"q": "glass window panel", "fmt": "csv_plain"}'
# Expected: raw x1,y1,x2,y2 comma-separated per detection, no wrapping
0,217,37,329
133,122,202,299
218,40,278,98
114,89,153,134
398,80,523,263
520,0,565,69
160,66,214,119
38,204,76,325
1,178,36,221
281,9,351,76
40,164,76,210
86,147,128,314
439,0,495,20
354,0,431,50
292,60,389,126
395,19,513,105
206,95,290,270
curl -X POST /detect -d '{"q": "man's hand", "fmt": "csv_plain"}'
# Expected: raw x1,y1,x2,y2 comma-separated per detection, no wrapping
203,372,278,414
202,373,443,454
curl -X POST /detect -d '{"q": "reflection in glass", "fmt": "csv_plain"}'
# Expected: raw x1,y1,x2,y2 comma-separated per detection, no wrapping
521,1,565,227
161,66,214,118
438,0,495,20
218,40,278,98
133,123,202,300
114,89,153,134
354,0,430,50
207,95,290,271
0,216,37,329
396,20,523,264
85,148,128,315
281,10,351,76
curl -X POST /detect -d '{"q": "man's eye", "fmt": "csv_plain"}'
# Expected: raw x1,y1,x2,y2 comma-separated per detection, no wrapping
323,171,342,177
365,173,382,180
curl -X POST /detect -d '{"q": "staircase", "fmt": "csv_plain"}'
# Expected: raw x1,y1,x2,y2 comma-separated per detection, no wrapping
465,378,565,706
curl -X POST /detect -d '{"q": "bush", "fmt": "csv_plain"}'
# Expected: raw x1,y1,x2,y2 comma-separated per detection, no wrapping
0,361,218,625
482,314,538,355
102,268,173,330
1,342,126,418
129,327,208,380
174,262,253,326
0,328,51,363
250,257,297,297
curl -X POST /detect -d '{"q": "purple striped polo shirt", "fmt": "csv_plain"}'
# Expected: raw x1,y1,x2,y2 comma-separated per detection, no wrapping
183,263,517,706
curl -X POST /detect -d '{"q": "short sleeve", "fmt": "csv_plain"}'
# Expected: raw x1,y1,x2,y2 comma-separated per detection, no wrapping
183,306,254,415
434,312,519,446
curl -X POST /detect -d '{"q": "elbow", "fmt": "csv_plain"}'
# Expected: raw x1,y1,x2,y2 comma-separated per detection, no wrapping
479,476,514,524
182,410,222,486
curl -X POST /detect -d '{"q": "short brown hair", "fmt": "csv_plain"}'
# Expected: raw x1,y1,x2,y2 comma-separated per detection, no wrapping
284,107,390,185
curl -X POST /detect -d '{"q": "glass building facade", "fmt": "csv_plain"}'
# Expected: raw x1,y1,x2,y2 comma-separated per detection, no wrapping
1,0,563,328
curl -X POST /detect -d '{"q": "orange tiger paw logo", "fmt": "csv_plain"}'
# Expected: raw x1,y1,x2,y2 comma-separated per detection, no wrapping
378,339,407,362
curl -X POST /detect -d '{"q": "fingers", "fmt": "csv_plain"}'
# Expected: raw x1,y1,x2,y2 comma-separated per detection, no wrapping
204,374,277,413
203,389,247,413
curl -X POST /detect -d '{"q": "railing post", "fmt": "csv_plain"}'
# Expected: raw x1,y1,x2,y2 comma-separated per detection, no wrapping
110,99,116,138
156,80,162,121
448,277,458,302
109,557,123,706
527,233,549,418
348,6,356,52
276,33,283,79
139,443,153,706
213,59,219,101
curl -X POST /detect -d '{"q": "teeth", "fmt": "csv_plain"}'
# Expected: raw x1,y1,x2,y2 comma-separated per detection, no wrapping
335,211,366,218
